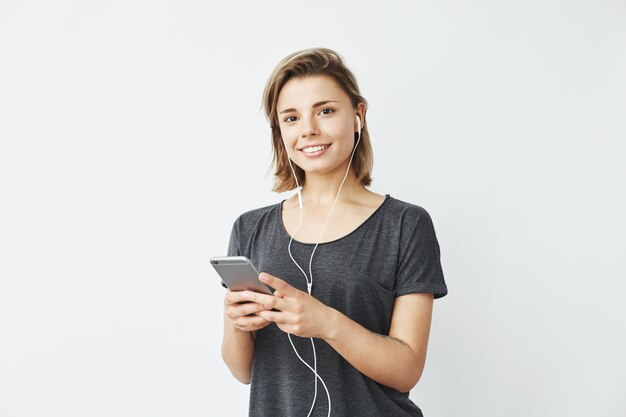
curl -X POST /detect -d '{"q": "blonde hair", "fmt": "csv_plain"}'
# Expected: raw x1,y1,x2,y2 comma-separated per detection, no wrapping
262,48,373,193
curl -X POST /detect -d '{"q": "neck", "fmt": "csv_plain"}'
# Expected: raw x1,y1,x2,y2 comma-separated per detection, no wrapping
300,165,364,206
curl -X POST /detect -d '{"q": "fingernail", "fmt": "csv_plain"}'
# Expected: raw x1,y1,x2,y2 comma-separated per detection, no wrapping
259,274,268,283
241,292,251,299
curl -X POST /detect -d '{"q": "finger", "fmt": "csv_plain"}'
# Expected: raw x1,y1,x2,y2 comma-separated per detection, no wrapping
273,290,284,298
225,290,253,305
236,301,271,316
259,273,299,297
241,291,287,311
235,315,271,331
226,299,271,319
253,320,272,331
257,309,295,324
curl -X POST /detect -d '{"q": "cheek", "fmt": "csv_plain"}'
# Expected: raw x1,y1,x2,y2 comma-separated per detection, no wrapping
279,128,297,146
327,120,354,145
281,139,299,158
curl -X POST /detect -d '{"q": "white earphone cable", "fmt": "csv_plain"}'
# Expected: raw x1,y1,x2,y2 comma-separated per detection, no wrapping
284,116,362,417
307,124,362,293
285,184,323,417
287,159,327,417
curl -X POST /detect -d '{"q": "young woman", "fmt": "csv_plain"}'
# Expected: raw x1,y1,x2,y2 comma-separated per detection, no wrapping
221,48,448,417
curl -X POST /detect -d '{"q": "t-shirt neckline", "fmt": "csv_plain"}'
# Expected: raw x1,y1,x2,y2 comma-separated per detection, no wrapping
277,194,392,246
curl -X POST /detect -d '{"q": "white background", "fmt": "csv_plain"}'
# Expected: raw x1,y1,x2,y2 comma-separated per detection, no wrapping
1,1,625,416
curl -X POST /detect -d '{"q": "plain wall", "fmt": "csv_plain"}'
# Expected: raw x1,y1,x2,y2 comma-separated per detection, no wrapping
1,0,625,416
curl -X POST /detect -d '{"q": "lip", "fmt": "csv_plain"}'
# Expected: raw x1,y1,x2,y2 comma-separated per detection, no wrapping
298,143,332,158
297,143,331,151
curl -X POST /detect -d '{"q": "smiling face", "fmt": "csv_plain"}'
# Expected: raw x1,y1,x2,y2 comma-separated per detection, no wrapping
276,75,361,180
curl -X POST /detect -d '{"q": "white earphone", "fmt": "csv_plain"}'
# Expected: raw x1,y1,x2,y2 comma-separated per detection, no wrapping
285,113,363,417
294,115,361,212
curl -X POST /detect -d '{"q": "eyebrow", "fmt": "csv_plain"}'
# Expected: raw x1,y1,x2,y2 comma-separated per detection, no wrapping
278,100,338,115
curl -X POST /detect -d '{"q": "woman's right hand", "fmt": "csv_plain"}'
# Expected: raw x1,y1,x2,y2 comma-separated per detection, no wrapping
224,289,272,332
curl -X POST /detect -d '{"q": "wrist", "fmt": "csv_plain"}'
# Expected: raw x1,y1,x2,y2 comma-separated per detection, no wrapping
322,307,343,342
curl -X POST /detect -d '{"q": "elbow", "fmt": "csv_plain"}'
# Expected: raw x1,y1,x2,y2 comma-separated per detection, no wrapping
224,363,252,385
394,362,425,393
221,351,252,385
395,378,418,394
236,375,251,385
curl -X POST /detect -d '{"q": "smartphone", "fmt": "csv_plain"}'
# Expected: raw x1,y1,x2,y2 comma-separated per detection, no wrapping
210,256,273,295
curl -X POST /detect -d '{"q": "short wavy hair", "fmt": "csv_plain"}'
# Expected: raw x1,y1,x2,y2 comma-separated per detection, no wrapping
262,48,373,193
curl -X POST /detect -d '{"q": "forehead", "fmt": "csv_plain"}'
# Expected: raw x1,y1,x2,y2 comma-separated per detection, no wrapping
277,75,349,110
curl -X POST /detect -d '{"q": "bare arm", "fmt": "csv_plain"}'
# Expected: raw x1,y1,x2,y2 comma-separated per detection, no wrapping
221,290,271,384
323,293,433,392
252,273,434,392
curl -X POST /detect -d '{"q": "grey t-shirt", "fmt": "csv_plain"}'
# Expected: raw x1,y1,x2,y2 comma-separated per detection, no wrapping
226,195,447,417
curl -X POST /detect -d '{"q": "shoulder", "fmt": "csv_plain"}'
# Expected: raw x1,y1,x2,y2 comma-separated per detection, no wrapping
381,195,435,229
231,201,282,234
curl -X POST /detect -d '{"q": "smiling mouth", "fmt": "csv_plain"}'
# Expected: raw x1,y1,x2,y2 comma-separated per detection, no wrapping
300,144,331,153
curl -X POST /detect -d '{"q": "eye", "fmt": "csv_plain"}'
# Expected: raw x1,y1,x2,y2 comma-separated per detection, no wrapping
319,108,335,116
283,115,298,123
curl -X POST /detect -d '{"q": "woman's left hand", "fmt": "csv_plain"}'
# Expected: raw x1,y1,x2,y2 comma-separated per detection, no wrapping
240,272,334,339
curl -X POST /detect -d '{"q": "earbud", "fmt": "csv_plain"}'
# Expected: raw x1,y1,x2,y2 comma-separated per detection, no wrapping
355,115,361,132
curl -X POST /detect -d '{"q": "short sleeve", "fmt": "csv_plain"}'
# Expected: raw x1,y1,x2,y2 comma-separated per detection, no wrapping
227,218,241,257
219,218,241,289
394,209,448,299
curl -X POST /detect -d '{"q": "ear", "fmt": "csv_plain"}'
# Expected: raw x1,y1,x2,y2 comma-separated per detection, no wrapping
354,102,366,131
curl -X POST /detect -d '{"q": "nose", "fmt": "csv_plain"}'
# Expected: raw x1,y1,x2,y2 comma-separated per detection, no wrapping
300,116,319,138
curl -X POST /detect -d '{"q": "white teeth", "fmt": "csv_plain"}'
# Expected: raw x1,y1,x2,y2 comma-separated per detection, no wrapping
302,144,329,153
